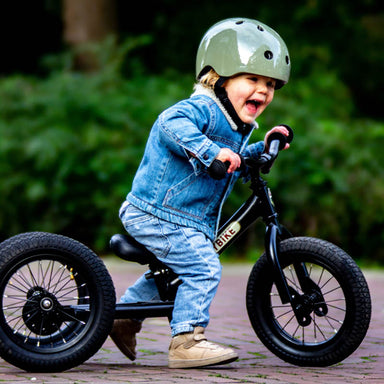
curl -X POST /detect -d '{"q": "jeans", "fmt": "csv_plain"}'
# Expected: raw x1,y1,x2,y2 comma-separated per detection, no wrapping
119,202,222,337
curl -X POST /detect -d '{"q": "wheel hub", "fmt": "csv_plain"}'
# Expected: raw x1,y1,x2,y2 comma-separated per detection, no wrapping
22,287,64,335
41,298,53,310
291,289,328,327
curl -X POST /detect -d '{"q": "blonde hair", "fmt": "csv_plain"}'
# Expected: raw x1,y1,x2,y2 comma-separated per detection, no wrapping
195,68,221,90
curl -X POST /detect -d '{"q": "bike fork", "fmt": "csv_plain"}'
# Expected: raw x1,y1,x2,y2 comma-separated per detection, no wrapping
265,223,291,304
265,223,327,327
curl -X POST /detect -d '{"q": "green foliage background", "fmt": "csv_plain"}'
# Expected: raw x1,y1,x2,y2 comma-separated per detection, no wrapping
0,45,192,251
0,1,383,263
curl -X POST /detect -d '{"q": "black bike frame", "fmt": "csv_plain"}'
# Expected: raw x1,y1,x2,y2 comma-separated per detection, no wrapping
105,168,295,323
71,132,327,327
75,131,305,322
71,163,309,324
213,170,293,304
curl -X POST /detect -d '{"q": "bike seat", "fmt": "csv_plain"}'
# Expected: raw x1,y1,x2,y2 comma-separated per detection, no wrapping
110,234,159,266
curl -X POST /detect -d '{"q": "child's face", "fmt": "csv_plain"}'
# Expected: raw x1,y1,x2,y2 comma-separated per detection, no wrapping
224,74,276,124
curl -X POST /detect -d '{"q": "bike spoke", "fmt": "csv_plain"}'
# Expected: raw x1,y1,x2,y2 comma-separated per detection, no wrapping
14,270,34,291
312,314,327,341
6,279,30,295
327,303,346,312
274,308,293,320
281,312,296,331
56,283,87,299
316,266,325,286
291,323,301,341
49,264,69,294
322,285,343,296
56,307,86,325
26,264,39,288
287,266,300,292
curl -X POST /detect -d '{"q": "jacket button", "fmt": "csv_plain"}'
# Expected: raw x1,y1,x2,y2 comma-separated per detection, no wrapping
203,154,209,160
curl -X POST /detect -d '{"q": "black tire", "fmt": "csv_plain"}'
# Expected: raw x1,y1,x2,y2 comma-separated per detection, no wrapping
246,237,371,366
0,232,116,372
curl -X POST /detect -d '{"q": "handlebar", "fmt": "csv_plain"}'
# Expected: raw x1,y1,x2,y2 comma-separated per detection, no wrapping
208,125,293,180
208,159,232,180
266,124,294,154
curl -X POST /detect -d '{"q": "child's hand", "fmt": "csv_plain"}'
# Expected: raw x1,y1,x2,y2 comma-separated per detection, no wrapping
264,125,291,151
215,148,241,174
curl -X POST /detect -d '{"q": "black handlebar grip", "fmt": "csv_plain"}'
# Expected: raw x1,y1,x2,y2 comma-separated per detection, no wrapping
208,155,246,180
266,125,294,150
208,159,229,180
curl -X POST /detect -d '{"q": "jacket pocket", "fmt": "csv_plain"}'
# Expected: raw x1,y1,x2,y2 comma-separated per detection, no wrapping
163,172,222,220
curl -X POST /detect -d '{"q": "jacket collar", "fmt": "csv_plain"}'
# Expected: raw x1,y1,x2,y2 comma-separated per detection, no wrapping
191,84,258,134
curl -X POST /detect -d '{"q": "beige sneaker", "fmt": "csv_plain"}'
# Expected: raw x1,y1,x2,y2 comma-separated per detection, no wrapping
168,326,238,368
110,319,142,360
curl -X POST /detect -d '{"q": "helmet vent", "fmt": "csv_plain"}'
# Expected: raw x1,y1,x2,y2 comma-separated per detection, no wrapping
264,50,273,60
257,25,264,32
286,55,290,65
235,20,244,25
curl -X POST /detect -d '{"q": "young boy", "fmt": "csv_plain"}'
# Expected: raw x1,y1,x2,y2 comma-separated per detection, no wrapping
110,18,291,368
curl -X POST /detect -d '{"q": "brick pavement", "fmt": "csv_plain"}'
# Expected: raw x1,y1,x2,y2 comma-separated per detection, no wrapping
0,258,383,384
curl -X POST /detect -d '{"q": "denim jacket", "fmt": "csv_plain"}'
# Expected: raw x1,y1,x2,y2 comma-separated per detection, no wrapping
126,85,265,241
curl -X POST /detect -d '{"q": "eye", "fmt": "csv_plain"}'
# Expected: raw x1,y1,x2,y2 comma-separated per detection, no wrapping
267,80,276,89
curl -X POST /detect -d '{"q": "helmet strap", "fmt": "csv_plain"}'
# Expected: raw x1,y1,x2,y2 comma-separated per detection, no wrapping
214,78,253,135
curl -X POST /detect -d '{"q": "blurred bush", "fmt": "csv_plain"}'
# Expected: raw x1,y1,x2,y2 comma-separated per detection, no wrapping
0,39,192,250
0,38,383,263
221,68,384,263
257,71,384,264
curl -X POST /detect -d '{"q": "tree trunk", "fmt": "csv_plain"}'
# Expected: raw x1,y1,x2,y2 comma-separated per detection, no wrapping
63,0,117,71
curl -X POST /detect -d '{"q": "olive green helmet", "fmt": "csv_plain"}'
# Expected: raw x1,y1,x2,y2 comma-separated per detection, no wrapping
196,18,290,89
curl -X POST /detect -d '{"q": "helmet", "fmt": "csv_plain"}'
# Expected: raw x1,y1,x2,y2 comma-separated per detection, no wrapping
196,18,290,89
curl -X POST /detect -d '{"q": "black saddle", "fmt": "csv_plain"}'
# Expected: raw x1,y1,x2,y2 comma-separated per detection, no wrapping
110,234,160,266
110,234,181,301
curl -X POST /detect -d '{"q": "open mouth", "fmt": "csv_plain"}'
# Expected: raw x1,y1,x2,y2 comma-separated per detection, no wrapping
246,100,262,114
246,100,262,107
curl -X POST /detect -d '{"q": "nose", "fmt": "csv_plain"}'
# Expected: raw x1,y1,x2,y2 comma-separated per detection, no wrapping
256,80,268,94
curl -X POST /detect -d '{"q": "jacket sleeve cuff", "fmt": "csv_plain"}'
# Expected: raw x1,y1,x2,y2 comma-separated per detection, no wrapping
243,141,265,159
196,140,221,167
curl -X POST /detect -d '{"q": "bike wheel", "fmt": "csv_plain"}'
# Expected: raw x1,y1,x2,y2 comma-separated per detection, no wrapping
246,237,371,366
0,232,116,372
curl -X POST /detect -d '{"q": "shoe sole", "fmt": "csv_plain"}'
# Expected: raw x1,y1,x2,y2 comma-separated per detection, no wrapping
109,334,136,361
168,352,238,369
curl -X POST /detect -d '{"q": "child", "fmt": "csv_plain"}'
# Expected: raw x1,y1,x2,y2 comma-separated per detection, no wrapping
110,18,291,368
